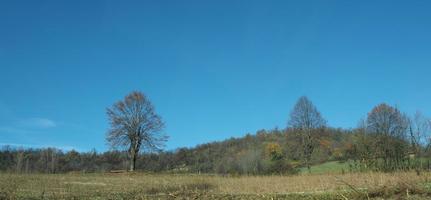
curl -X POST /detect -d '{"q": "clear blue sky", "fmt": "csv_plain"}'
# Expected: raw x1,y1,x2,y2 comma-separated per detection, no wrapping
1,0,430,152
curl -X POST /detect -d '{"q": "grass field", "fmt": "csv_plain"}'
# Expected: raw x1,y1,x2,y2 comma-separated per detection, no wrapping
2,171,431,199
299,161,351,175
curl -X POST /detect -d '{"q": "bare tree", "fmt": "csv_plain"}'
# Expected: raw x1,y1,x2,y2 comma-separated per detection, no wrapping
408,111,430,157
366,103,409,170
288,96,326,173
15,149,24,173
352,119,377,170
107,91,167,171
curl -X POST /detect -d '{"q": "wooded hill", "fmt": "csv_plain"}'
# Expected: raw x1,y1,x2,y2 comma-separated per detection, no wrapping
0,127,350,174
139,127,353,174
1,125,429,175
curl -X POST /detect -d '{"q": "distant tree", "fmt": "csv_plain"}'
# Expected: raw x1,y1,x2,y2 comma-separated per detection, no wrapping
61,150,81,172
408,111,431,157
106,91,167,171
15,149,24,173
288,96,326,173
266,143,283,161
366,103,409,171
238,149,262,175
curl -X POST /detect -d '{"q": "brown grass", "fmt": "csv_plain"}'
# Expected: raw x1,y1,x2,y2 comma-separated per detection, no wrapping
0,172,430,199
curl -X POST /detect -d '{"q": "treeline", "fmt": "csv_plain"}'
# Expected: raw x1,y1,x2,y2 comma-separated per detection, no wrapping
1,98,430,175
138,127,353,174
0,128,350,174
1,125,430,175
0,147,128,173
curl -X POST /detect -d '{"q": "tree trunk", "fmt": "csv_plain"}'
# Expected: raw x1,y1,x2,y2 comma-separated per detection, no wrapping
129,151,136,172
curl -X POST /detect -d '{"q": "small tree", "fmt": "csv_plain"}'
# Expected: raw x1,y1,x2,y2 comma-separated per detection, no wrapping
349,119,378,171
288,96,326,173
409,111,430,157
266,143,283,161
106,91,167,171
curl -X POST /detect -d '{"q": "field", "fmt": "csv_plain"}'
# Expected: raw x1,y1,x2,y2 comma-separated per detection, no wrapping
2,171,431,200
299,161,351,175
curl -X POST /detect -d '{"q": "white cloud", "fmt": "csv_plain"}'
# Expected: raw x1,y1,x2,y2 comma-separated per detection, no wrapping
0,126,41,134
0,143,79,151
20,118,56,128
0,117,58,136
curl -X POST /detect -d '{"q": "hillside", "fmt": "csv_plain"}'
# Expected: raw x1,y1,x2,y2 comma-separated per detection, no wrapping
138,127,354,174
0,127,354,174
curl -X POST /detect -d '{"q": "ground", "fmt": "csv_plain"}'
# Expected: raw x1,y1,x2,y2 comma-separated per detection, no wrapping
2,170,431,199
299,161,351,175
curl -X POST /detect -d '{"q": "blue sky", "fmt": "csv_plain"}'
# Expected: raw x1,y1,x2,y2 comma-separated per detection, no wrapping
1,0,431,152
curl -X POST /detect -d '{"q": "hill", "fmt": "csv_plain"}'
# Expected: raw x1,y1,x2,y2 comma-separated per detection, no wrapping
0,127,354,174
138,127,354,175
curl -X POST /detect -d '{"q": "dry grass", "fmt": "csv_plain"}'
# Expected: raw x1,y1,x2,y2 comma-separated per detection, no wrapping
1,172,431,199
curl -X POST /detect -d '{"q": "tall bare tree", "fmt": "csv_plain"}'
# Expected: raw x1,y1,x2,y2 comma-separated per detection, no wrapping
408,111,430,157
409,111,431,157
107,91,167,171
288,96,326,173
366,103,409,170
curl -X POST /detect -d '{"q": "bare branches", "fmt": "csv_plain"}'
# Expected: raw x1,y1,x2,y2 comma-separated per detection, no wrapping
288,96,326,173
366,104,408,139
288,96,326,130
409,111,431,150
365,103,409,171
106,91,167,171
